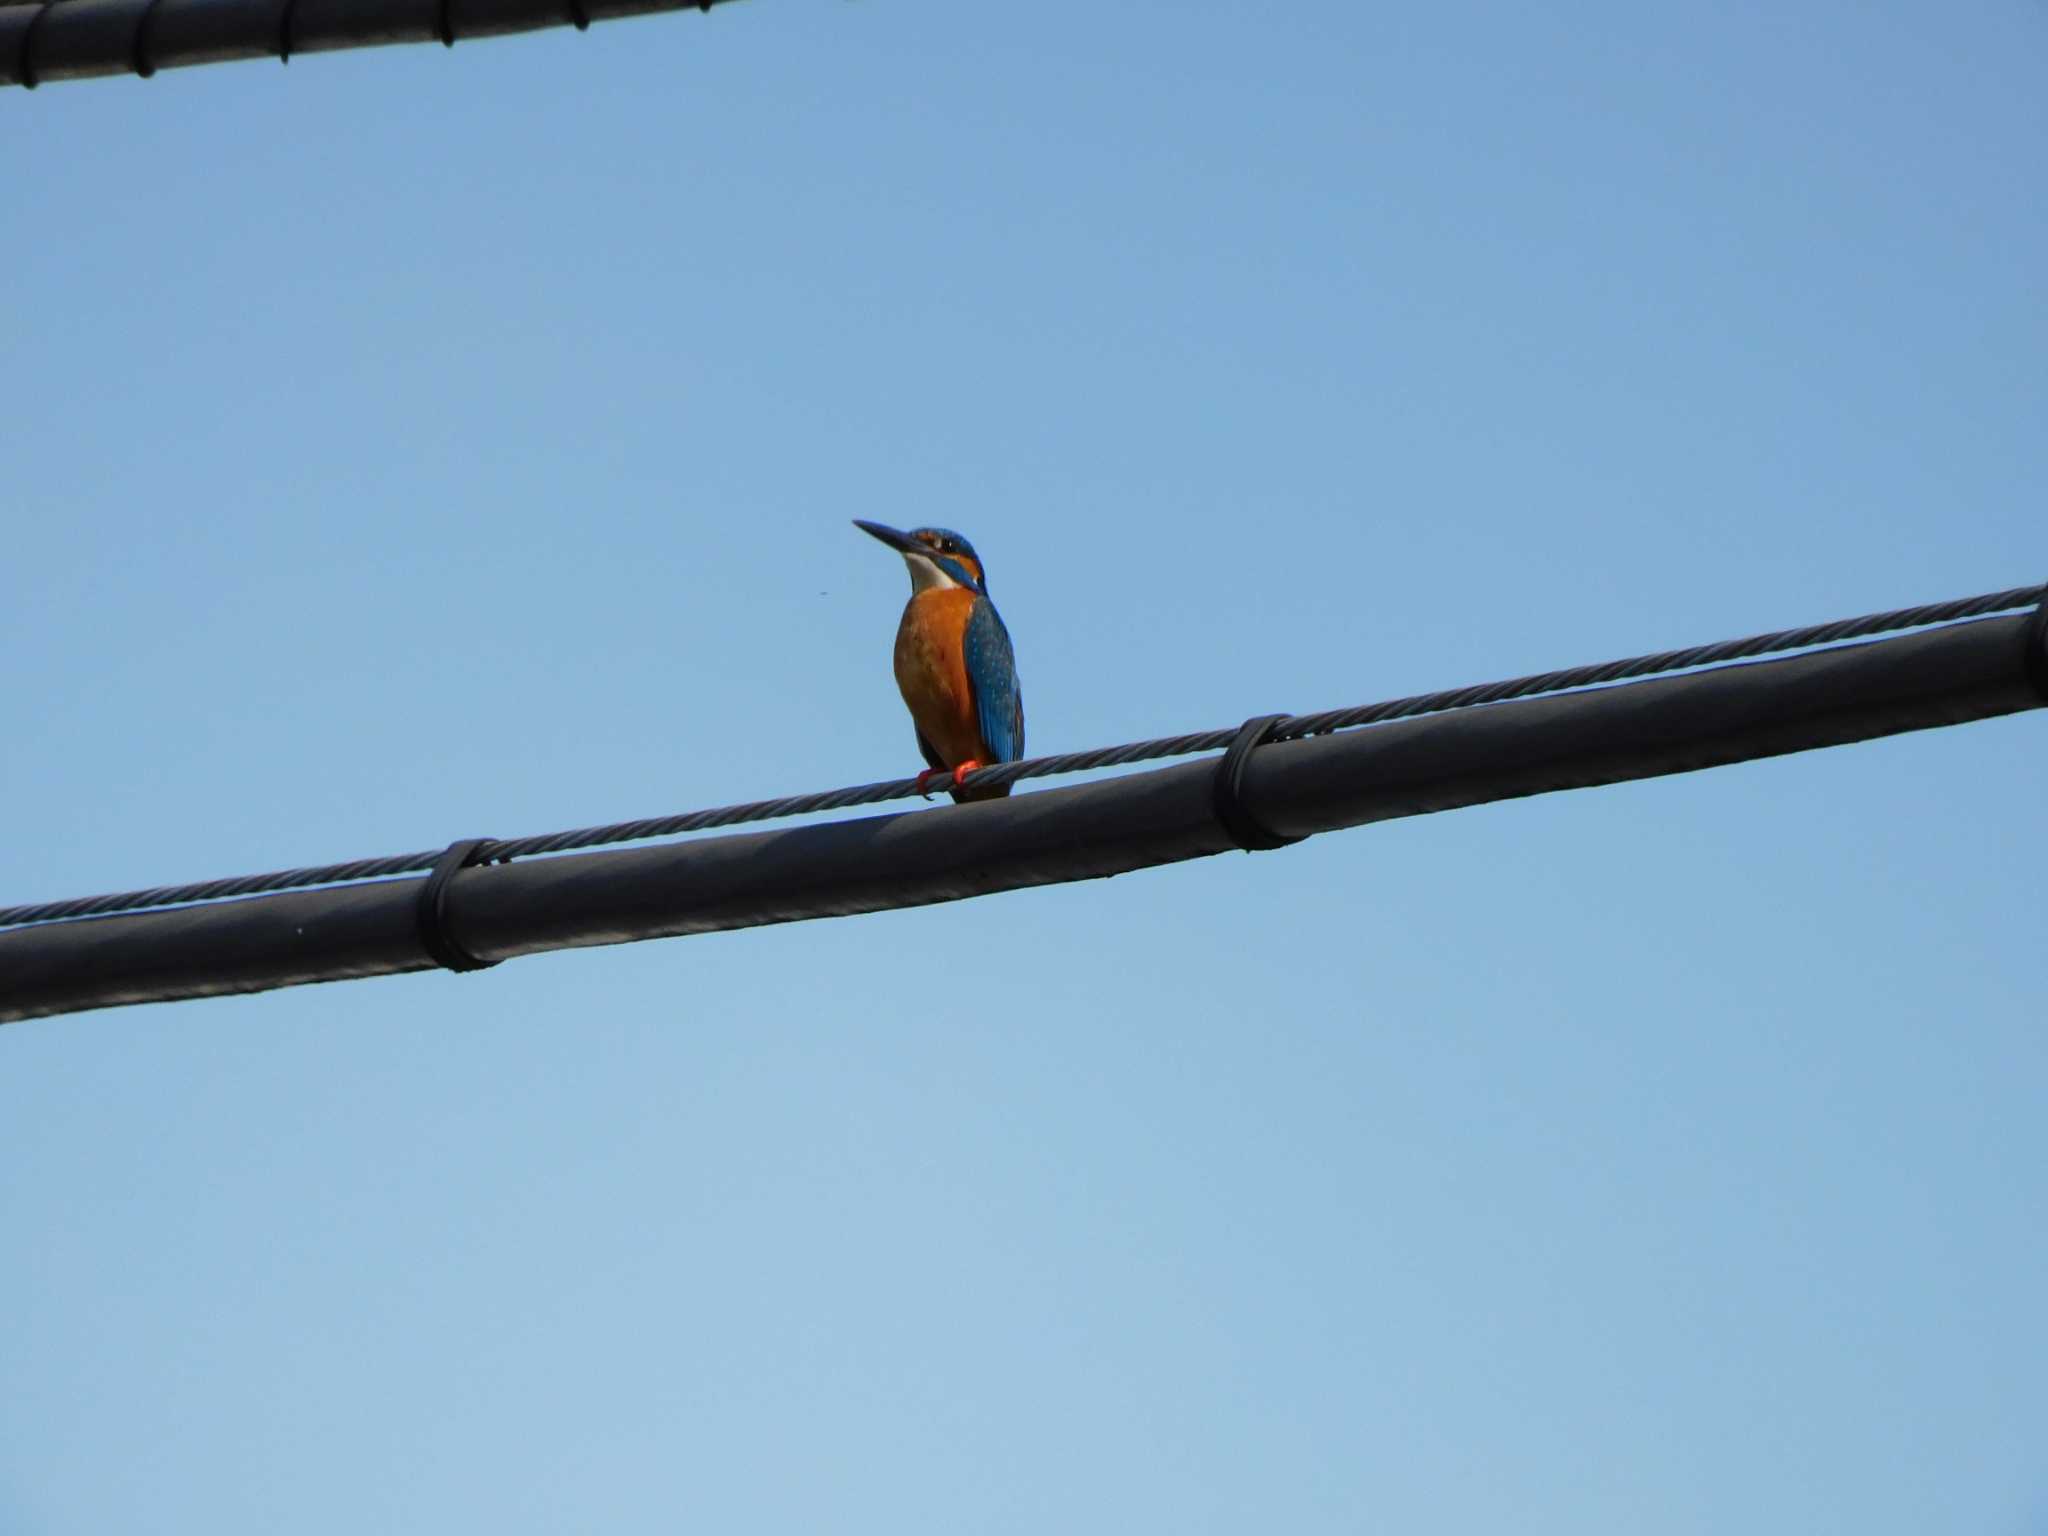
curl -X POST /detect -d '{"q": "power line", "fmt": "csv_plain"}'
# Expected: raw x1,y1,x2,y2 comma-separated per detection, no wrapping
1,0,739,91
3,593,2043,1024
1,581,2037,932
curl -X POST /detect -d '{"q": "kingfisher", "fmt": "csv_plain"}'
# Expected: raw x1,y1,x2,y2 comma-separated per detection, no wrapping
854,519,1025,802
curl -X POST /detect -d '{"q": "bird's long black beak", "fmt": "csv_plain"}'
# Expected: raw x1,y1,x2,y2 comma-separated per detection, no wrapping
853,519,924,558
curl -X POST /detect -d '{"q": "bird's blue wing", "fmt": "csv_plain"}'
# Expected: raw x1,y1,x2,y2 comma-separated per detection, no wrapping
963,597,1025,764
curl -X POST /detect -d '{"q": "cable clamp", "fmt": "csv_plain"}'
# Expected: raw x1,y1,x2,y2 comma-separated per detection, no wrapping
17,0,54,89
1212,714,1302,853
133,0,167,77
277,0,298,63
416,838,504,972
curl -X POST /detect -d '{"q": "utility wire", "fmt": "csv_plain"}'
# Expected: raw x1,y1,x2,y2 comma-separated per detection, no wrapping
6,604,2045,1023
1,0,740,91
1,581,2039,932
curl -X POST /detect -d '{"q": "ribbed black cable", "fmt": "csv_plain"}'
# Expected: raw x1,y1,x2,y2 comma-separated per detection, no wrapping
2,582,2037,929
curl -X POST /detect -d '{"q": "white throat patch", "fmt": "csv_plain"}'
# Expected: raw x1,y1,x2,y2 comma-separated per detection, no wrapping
904,552,964,593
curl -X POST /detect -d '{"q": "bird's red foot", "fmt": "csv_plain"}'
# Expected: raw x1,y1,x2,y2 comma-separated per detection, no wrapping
916,761,987,798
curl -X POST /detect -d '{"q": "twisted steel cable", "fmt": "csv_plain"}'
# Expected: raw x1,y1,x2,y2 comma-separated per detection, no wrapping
3,581,2038,930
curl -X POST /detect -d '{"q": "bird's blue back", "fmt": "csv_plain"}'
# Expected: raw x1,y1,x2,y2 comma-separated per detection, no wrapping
963,596,1024,764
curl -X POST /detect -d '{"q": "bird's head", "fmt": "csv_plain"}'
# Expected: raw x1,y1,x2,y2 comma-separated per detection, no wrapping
853,520,990,596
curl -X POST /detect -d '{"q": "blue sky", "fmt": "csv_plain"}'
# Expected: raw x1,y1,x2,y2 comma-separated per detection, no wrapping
4,2,2045,1530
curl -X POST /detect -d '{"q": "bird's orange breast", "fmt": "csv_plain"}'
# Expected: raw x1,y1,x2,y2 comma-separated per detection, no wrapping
893,588,984,765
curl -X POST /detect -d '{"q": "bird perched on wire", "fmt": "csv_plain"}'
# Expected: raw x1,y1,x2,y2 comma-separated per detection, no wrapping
854,520,1025,802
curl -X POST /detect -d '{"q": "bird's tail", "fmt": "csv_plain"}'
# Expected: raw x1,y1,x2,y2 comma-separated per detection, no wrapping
950,781,1012,803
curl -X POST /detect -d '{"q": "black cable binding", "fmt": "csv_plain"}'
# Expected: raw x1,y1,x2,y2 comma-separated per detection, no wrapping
17,0,53,89
1212,715,1302,852
566,0,588,30
415,838,502,972
435,0,455,47
277,0,298,64
133,0,166,78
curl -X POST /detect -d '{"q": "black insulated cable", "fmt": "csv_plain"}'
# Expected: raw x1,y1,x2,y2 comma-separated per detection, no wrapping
0,581,2040,932
0,0,742,89
4,609,2041,1024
